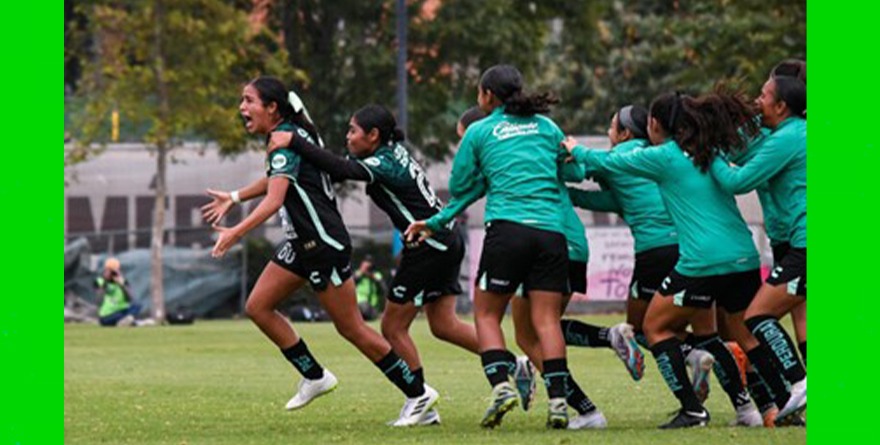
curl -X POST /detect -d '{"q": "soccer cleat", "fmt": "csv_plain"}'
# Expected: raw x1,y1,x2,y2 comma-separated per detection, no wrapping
480,382,519,429
761,406,779,428
686,349,715,403
390,385,440,427
285,370,338,410
567,409,607,430
775,378,806,426
731,402,763,427
116,315,136,327
659,409,710,429
420,409,441,426
512,356,537,411
608,323,645,381
546,397,569,429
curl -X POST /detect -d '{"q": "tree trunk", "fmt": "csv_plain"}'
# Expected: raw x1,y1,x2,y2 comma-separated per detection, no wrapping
150,0,170,322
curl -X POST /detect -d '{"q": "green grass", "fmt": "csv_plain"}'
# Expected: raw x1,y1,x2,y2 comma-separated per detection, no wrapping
65,315,805,445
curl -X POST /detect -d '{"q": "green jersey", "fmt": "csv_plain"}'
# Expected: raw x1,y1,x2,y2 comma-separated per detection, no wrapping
568,139,678,253
572,140,759,276
559,162,590,262
710,117,806,248
426,107,567,234
95,277,130,317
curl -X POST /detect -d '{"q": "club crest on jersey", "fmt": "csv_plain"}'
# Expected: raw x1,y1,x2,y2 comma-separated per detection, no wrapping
364,157,381,167
271,153,288,169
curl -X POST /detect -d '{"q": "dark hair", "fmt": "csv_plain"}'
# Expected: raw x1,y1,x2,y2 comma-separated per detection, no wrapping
248,76,322,143
352,104,405,146
773,76,807,119
458,106,487,131
650,87,759,172
479,64,559,117
615,105,649,140
772,59,806,84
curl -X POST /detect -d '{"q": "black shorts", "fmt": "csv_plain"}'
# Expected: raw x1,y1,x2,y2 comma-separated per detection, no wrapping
659,268,761,313
477,220,569,294
271,240,353,292
766,247,806,298
569,261,587,295
771,242,791,266
629,244,679,301
388,229,465,306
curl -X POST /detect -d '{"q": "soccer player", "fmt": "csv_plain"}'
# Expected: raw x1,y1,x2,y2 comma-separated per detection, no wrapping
202,77,437,426
266,104,480,425
562,89,765,428
708,73,807,425
406,65,597,429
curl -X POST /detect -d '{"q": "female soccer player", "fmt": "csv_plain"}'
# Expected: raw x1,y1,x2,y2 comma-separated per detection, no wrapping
708,74,807,425
563,89,765,429
266,104,479,426
202,77,437,426
406,65,597,430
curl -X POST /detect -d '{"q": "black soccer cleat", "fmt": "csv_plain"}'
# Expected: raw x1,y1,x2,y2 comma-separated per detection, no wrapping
659,409,710,429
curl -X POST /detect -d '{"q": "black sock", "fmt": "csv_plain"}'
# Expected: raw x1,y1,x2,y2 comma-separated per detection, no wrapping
678,333,696,357
746,367,776,413
745,344,791,409
798,341,806,368
561,319,611,348
693,335,751,409
565,375,597,415
745,315,806,384
651,337,703,413
542,358,570,400
634,330,650,349
412,367,425,385
481,349,515,388
375,351,424,398
281,339,324,380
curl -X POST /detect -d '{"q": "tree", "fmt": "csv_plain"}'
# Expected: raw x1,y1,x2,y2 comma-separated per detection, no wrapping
66,0,296,320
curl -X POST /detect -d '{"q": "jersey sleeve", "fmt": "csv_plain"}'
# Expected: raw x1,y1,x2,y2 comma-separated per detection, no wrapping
266,148,301,181
568,188,622,213
572,144,667,182
709,134,798,195
289,133,372,182
424,129,486,231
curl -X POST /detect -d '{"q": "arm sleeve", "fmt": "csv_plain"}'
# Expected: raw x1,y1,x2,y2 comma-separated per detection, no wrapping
425,131,486,231
568,188,622,213
709,136,796,194
289,134,373,182
572,145,667,182
560,158,586,182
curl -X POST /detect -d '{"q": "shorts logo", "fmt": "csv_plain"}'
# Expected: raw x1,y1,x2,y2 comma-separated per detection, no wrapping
393,286,407,299
771,266,783,279
673,290,686,306
660,276,672,292
309,271,322,285
489,278,510,287
271,153,288,170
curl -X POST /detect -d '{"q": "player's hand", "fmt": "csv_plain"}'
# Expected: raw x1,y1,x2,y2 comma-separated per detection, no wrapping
404,220,433,243
211,224,241,258
561,136,578,153
201,189,233,224
267,131,293,153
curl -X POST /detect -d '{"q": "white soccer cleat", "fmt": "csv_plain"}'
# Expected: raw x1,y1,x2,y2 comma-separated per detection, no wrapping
285,370,338,410
775,377,806,425
420,409,441,425
686,349,715,403
568,409,608,430
390,385,440,427
608,323,645,381
732,402,763,427
512,355,537,411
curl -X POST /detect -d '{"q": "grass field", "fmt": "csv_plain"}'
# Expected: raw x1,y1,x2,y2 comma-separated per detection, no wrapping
64,315,805,445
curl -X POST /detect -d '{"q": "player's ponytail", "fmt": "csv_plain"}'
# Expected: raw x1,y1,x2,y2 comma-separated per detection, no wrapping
248,76,324,146
480,64,558,117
